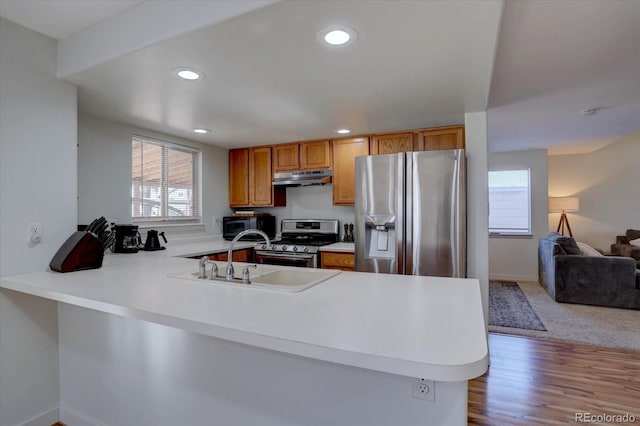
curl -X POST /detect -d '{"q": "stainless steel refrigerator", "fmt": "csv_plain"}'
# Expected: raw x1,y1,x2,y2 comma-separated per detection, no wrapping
354,149,466,277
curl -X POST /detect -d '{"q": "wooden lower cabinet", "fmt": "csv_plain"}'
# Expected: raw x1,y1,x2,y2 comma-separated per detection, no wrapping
208,248,253,262
332,137,370,205
321,251,355,271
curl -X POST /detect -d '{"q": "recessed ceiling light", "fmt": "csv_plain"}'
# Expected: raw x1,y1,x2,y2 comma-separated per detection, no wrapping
335,129,351,134
318,26,357,46
173,67,204,81
193,128,211,134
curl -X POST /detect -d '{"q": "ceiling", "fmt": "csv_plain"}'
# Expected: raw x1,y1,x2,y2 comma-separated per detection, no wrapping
0,0,142,39
1,0,638,154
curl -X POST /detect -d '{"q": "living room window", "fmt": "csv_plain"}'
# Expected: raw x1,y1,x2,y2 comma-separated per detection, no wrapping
488,169,531,236
131,135,201,224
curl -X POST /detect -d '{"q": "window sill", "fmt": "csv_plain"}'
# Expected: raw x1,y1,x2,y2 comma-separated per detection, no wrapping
135,222,206,235
489,233,533,239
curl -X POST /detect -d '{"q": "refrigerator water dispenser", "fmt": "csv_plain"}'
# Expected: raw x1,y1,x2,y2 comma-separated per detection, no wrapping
364,215,396,259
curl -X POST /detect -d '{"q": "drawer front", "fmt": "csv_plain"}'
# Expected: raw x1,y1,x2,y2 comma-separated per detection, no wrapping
321,251,355,271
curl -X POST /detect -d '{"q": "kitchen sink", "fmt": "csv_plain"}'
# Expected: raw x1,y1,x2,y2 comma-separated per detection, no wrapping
168,263,341,292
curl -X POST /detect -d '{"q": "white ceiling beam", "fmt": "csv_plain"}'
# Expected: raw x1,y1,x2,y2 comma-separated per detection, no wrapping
56,0,279,79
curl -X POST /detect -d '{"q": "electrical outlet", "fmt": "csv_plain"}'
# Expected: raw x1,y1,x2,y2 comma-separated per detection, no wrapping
28,222,42,245
29,223,41,235
412,378,435,402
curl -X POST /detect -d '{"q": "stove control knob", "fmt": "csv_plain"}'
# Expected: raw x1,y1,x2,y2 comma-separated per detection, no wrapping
282,245,288,251
261,244,267,249
292,246,298,252
303,247,309,253
272,245,277,251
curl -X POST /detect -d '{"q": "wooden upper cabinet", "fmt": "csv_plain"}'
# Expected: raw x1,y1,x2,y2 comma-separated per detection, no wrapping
274,140,332,172
229,148,249,207
249,146,273,206
231,125,463,207
229,146,285,207
332,137,369,206
417,125,465,151
300,140,331,169
371,132,416,155
273,143,300,173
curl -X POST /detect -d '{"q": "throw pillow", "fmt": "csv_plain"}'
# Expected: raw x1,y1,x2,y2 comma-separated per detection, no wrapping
547,233,581,255
629,237,640,248
576,242,603,257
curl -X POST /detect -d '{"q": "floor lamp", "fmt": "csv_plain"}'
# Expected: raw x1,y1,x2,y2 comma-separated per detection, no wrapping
549,197,579,237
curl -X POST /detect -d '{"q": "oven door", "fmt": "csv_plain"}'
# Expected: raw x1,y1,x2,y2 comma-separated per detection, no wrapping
255,251,317,268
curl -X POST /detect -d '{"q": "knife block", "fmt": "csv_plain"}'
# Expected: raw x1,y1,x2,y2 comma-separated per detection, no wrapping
50,231,104,273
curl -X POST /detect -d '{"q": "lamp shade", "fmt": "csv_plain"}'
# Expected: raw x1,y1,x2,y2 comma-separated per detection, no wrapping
549,197,579,213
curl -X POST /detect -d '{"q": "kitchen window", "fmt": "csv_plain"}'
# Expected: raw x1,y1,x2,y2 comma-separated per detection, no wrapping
488,169,531,236
131,135,201,223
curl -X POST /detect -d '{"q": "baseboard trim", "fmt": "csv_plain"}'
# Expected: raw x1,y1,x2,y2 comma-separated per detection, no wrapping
20,407,59,426
490,273,537,282
60,405,101,426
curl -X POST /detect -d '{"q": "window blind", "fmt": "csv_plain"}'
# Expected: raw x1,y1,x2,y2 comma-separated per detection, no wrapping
132,135,201,222
488,169,531,235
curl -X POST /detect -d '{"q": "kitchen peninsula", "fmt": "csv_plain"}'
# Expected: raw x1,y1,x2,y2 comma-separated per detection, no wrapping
0,237,488,426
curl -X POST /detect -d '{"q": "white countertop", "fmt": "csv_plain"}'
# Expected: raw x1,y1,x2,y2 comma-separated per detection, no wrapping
0,237,488,382
319,242,355,253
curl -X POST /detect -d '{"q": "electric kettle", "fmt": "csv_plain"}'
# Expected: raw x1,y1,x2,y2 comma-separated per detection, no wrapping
142,230,167,251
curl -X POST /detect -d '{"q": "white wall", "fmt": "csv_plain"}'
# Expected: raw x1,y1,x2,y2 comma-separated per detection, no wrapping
464,112,489,327
548,131,640,250
58,304,467,426
257,185,355,238
0,18,77,426
488,150,548,282
77,114,231,237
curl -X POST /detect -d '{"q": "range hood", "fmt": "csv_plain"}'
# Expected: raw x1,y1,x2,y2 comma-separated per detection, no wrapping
273,170,332,187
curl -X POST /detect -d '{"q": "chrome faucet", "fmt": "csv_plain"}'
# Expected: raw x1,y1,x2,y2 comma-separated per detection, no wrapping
209,262,219,280
226,229,271,281
198,256,209,279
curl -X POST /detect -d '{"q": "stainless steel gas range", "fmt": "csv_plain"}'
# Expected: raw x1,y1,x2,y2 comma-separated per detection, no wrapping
254,219,339,268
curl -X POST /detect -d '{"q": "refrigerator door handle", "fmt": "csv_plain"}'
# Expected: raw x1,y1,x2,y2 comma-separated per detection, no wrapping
449,151,466,277
404,152,411,275
450,156,460,277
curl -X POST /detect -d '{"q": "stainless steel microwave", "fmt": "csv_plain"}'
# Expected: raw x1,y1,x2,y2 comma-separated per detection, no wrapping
222,216,276,241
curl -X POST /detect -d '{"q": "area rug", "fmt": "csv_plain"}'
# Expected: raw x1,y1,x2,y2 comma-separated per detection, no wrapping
489,280,640,351
489,280,546,331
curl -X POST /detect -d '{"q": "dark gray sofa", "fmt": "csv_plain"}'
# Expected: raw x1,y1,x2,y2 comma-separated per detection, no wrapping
538,233,640,309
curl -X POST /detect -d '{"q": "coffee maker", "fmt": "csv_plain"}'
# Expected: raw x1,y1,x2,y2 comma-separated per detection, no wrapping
112,224,141,253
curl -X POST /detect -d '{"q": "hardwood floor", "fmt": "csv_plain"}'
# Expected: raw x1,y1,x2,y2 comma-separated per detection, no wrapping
469,333,640,425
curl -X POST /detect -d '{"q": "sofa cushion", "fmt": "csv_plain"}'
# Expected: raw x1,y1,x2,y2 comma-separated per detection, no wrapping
626,229,640,241
576,242,603,257
546,233,581,255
